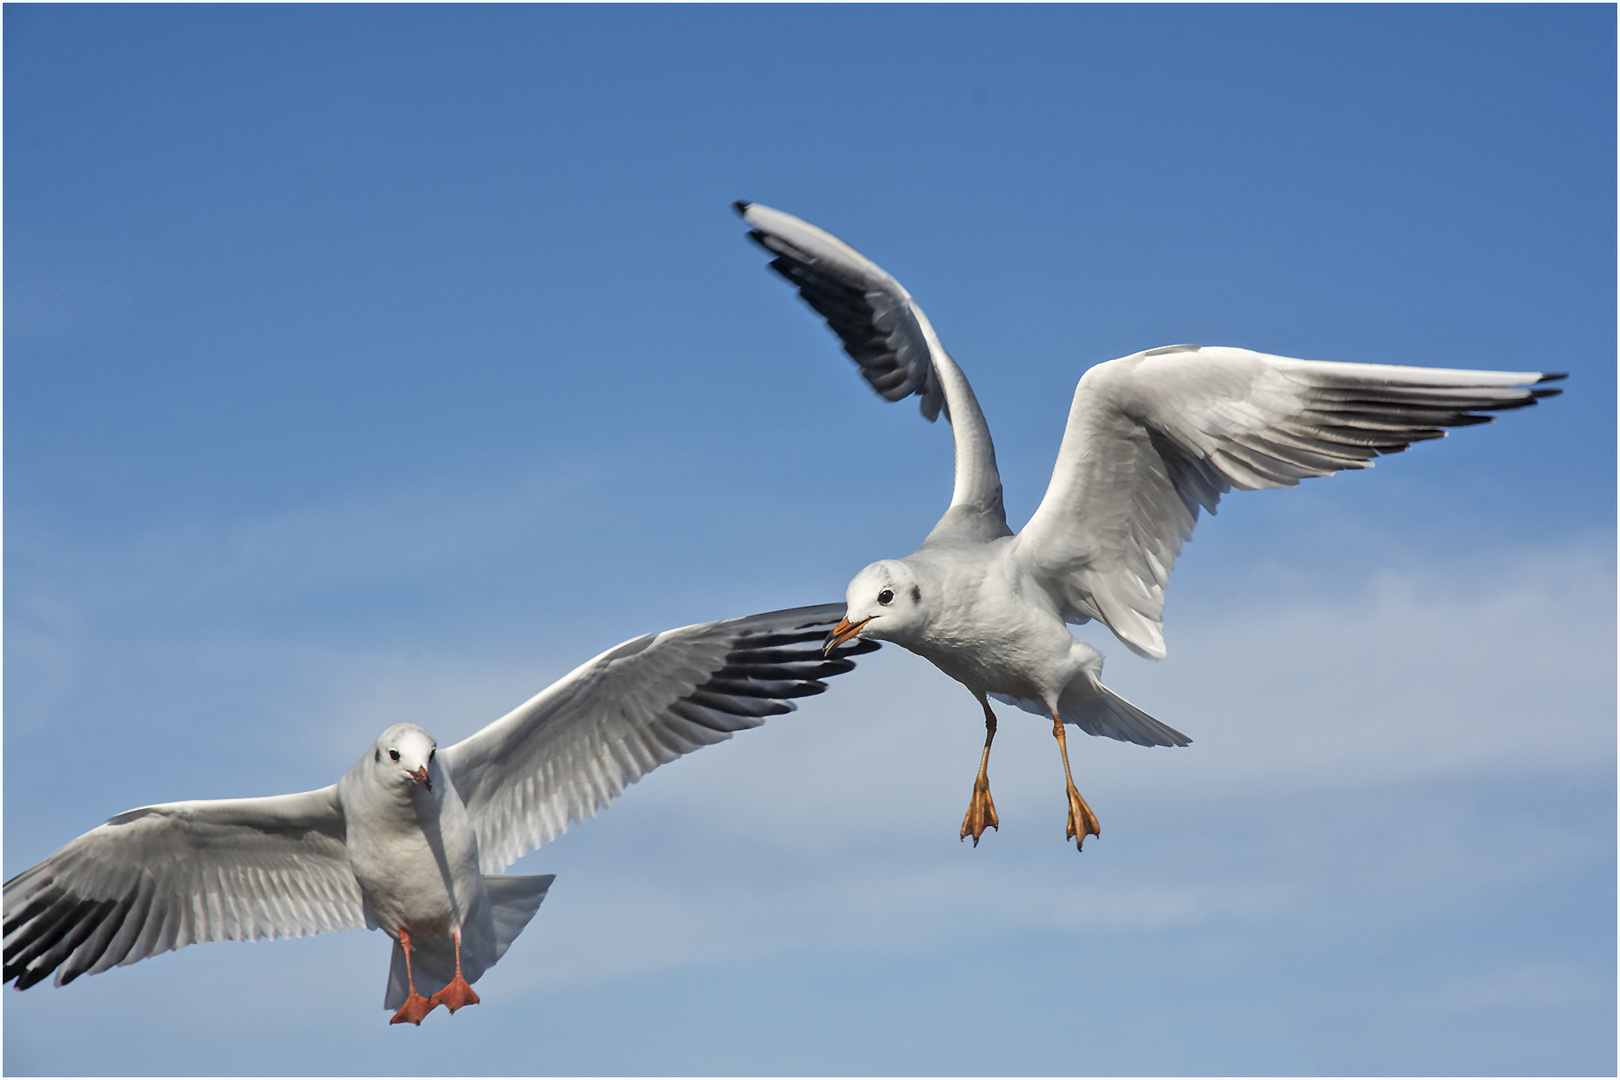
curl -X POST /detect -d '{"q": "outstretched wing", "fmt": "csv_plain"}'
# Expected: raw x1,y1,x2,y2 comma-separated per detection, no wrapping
1015,344,1563,660
441,605,879,873
736,201,1009,536
4,787,361,989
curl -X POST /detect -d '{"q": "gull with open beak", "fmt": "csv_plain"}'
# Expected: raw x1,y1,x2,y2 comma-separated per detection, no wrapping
4,605,876,1019
736,200,1564,851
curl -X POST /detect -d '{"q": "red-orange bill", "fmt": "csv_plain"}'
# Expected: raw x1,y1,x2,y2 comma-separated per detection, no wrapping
823,615,871,655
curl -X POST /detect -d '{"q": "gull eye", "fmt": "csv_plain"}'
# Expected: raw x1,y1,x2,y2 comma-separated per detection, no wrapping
878,589,895,606
428,749,436,762
388,749,401,762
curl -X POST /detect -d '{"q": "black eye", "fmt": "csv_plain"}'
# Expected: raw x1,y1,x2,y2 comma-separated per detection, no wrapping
428,749,435,762
878,589,895,605
388,749,400,762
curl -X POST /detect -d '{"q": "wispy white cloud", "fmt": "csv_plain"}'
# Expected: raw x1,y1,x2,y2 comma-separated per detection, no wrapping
546,534,1615,851
1416,963,1611,1014
8,461,601,616
1099,532,1616,791
6,520,1610,1071
481,534,1614,995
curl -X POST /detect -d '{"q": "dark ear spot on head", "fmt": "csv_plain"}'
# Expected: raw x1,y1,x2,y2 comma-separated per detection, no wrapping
374,749,381,763
911,585,922,604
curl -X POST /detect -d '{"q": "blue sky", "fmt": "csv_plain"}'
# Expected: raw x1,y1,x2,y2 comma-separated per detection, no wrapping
4,5,1613,1075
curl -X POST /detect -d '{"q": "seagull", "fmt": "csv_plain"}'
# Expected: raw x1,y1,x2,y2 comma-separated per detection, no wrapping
735,200,1563,852
4,604,876,1023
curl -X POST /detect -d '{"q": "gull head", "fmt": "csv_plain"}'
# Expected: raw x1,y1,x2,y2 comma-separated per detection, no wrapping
826,559,926,653
369,723,439,794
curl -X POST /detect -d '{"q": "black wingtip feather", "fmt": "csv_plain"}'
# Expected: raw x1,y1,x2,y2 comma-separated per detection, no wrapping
4,886,65,938
732,200,752,217
13,964,49,990
736,630,831,650
58,894,136,986
5,896,109,988
685,690,793,718
1536,372,1568,383
1477,396,1541,412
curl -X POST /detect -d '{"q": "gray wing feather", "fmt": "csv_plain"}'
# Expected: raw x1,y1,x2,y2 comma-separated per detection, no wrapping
4,787,361,989
1016,345,1563,659
736,202,1010,537
737,200,944,418
441,605,878,873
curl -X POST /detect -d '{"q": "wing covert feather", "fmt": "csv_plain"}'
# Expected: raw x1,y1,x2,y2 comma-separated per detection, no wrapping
3,787,361,989
441,605,878,873
1016,345,1562,659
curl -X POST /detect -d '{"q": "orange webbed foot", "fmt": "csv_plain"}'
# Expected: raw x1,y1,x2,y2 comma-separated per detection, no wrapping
1065,783,1101,852
959,777,999,846
962,699,1001,847
390,991,440,1026
429,972,481,1014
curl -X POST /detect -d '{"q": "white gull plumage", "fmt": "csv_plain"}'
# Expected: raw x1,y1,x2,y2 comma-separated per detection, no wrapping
3,605,875,1022
736,201,1563,851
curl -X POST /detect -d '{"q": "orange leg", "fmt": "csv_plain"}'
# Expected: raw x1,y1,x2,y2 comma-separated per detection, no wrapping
389,928,441,1026
959,695,1000,846
1052,713,1100,852
427,929,481,1014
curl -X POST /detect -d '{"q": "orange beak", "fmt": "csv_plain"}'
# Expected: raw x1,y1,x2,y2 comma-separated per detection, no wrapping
410,765,432,792
823,615,872,656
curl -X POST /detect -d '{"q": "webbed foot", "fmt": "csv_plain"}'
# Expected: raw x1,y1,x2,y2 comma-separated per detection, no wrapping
429,972,481,1014
390,991,440,1026
1064,782,1101,852
960,777,1000,846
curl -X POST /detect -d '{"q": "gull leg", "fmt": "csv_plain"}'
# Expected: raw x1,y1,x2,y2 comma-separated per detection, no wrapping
960,694,1000,846
1052,713,1100,852
389,928,441,1026
427,929,481,1014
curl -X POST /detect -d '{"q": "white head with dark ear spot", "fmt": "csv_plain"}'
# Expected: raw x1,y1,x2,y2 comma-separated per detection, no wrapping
826,559,928,652
369,723,439,795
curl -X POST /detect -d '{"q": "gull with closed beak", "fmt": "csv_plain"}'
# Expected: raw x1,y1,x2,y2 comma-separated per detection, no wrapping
4,605,876,1021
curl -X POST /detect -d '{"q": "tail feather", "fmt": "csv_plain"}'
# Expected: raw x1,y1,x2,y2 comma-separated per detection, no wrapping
486,873,554,962
385,938,438,1010
990,652,1191,748
1059,670,1189,748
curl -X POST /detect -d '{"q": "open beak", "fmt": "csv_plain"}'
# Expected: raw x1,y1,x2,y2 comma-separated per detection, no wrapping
410,766,432,792
823,615,872,656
